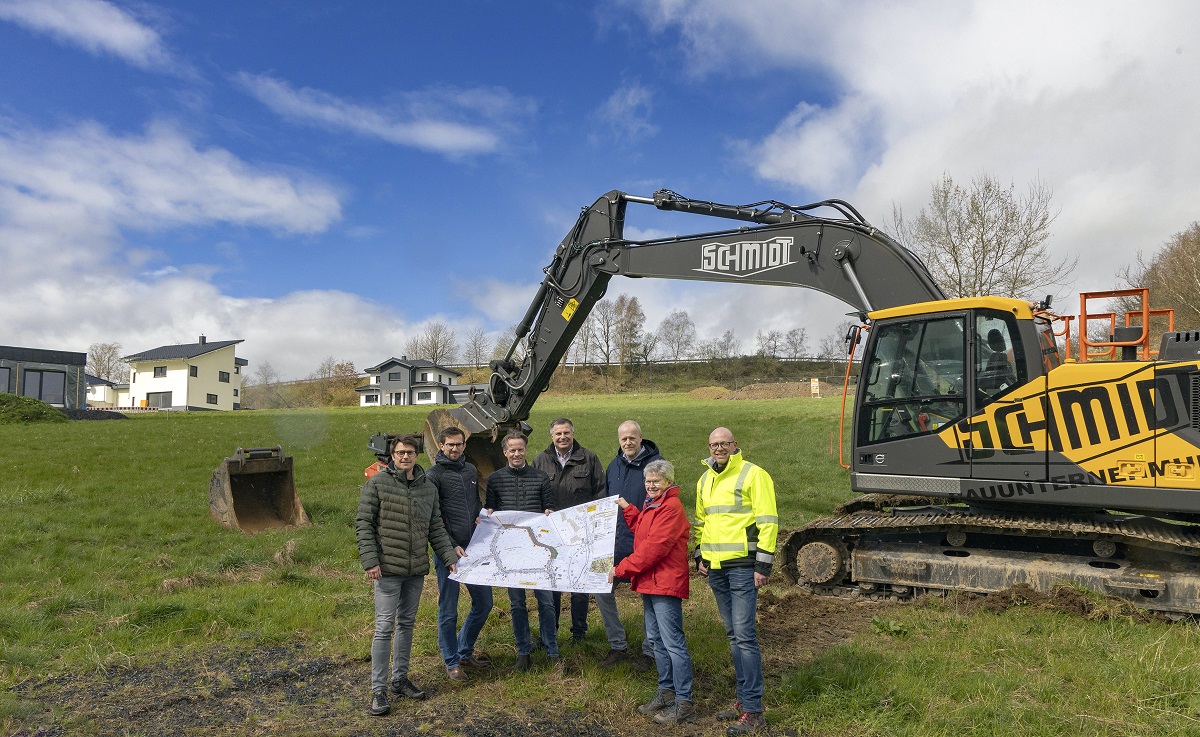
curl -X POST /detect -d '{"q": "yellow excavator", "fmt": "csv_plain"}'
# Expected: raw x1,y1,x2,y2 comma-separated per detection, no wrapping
426,189,1200,615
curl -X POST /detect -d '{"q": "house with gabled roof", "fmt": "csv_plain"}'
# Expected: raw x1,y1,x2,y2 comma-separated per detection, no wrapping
122,335,247,410
356,356,461,406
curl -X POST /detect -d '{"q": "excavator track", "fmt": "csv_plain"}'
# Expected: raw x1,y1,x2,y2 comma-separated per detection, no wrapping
782,497,1200,615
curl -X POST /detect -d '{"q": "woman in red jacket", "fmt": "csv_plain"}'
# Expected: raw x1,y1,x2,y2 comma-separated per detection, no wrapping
611,459,695,725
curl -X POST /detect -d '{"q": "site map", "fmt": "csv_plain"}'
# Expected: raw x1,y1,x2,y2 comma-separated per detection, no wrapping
449,496,619,593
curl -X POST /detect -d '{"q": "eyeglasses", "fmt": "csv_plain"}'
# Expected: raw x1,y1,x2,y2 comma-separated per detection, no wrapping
392,449,417,457
442,442,465,448
708,441,736,450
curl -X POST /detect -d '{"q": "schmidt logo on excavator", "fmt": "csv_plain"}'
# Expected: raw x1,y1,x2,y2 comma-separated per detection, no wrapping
696,236,795,278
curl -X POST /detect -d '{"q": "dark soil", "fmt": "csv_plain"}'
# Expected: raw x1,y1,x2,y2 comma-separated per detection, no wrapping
943,582,1171,623
6,591,888,737
59,408,128,421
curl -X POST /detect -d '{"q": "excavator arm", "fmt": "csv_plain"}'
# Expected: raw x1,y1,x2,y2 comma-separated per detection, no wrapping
426,188,944,473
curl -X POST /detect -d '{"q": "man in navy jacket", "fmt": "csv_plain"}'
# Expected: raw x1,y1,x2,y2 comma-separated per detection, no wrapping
605,419,663,670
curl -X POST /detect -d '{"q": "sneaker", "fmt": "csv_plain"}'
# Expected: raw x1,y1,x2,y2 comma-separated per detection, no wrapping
630,653,655,673
446,665,468,682
390,677,426,700
515,653,531,671
716,701,742,722
461,651,491,668
637,689,675,715
726,711,766,735
368,689,390,716
654,700,696,725
599,648,630,667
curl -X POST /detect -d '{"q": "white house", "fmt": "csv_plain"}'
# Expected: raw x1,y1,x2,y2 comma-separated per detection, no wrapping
122,336,247,410
356,356,461,407
84,374,119,408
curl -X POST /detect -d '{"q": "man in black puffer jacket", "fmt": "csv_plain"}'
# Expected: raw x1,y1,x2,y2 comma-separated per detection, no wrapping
357,434,463,716
485,430,557,670
426,426,493,682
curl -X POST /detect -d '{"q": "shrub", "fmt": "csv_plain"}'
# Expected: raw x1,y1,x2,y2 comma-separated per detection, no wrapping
0,394,68,424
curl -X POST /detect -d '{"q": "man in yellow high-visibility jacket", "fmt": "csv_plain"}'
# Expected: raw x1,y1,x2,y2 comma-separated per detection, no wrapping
694,427,777,736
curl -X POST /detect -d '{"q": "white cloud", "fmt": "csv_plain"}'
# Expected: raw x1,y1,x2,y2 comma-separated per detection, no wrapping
235,72,535,158
626,0,1200,304
596,82,659,139
0,120,368,378
0,0,171,69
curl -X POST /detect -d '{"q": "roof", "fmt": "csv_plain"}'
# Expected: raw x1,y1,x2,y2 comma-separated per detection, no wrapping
85,373,116,387
0,345,87,366
123,339,243,362
355,384,377,393
364,356,461,375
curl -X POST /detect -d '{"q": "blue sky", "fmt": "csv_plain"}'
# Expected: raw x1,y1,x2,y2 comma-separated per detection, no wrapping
2,1,1199,379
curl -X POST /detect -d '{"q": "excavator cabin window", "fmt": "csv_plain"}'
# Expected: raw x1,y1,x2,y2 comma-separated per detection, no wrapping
859,316,967,444
974,313,1025,406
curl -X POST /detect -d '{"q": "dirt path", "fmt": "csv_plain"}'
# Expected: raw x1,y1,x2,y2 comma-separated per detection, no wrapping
8,591,890,737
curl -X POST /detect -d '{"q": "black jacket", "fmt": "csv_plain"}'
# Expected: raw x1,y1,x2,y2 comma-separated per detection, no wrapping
532,441,606,512
605,438,663,565
426,450,481,548
485,463,554,514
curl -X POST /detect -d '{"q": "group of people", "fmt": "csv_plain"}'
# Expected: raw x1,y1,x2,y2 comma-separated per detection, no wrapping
355,419,777,735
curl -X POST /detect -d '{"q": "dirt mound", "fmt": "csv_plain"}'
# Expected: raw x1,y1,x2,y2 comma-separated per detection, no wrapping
688,385,733,400
60,408,129,420
945,583,1167,622
732,381,834,400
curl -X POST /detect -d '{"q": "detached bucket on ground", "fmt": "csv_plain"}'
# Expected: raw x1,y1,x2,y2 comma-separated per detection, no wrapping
209,446,310,534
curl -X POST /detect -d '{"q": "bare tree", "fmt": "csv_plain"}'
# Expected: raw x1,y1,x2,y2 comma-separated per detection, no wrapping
889,172,1075,299
404,321,458,365
588,299,617,367
87,341,125,381
613,294,646,367
492,323,527,363
1117,222,1200,329
817,320,858,360
247,360,289,409
755,329,783,357
462,326,490,382
656,309,696,361
784,327,808,358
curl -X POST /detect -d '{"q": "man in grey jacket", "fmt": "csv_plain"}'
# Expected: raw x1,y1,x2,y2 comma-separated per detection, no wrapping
357,433,463,716
532,417,628,663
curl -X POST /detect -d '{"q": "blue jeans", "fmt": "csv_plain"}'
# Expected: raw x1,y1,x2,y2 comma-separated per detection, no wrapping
508,587,558,656
555,590,628,649
434,556,494,668
371,574,424,692
643,594,693,702
707,566,763,713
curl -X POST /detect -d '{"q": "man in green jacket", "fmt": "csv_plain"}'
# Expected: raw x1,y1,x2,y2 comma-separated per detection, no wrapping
357,433,464,716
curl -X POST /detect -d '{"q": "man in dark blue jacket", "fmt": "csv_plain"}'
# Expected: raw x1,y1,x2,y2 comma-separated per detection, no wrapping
605,419,663,670
426,426,493,683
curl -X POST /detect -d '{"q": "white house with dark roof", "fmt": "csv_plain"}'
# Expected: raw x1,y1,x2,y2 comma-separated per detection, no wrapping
122,335,247,410
84,374,119,408
356,356,461,406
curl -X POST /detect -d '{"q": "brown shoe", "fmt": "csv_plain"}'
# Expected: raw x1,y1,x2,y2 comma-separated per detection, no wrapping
599,648,630,667
446,665,468,682
461,652,491,668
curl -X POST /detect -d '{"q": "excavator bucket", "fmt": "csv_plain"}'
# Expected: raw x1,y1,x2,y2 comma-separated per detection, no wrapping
209,446,310,534
424,406,508,504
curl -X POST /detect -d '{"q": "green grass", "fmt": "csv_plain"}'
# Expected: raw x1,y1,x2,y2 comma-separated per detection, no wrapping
2,395,1199,735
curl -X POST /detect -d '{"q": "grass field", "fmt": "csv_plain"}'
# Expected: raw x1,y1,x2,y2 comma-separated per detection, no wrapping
3,394,1200,736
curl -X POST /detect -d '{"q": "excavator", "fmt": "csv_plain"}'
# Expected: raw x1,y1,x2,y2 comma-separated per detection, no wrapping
425,188,1200,615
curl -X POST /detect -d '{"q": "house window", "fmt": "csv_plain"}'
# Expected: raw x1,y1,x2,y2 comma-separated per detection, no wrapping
146,391,172,408
421,372,429,381
154,366,169,378
219,371,230,383
233,389,239,397
0,366,10,393
437,374,442,382
206,393,218,405
234,366,240,374
417,391,432,401
372,375,380,384
22,370,65,404
189,365,198,377
364,394,379,404
388,372,403,381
